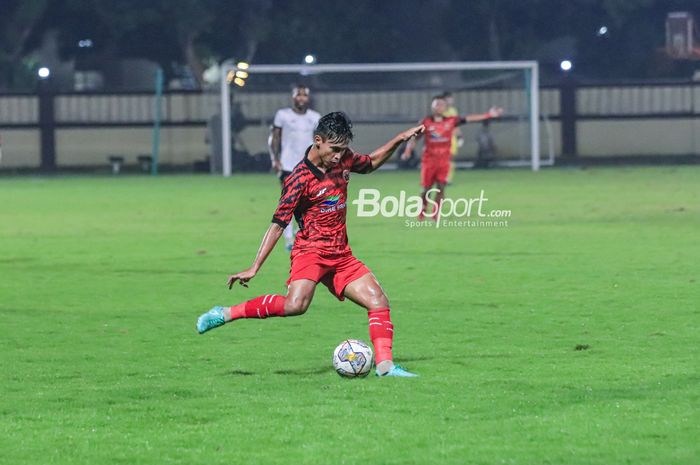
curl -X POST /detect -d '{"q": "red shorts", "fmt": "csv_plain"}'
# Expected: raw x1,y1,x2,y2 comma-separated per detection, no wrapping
286,250,371,301
421,160,450,187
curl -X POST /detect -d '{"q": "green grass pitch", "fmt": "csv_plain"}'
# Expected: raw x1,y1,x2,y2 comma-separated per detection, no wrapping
1,166,698,465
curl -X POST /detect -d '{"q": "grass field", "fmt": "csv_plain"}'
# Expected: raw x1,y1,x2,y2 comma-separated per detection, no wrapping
1,166,699,465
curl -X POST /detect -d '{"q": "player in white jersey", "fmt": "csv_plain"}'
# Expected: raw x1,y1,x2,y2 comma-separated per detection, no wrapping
269,85,321,251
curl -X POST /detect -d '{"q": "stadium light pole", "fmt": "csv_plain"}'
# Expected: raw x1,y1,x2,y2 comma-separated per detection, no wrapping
220,60,249,177
220,61,233,177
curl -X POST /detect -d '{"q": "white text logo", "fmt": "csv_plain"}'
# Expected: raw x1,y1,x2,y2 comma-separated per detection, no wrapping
352,188,511,229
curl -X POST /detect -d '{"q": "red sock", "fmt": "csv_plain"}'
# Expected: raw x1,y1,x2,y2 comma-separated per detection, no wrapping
367,308,393,364
229,294,286,320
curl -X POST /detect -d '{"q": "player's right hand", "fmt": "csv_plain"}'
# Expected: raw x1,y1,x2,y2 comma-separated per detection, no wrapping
227,267,257,289
488,107,504,118
271,159,282,174
401,124,425,141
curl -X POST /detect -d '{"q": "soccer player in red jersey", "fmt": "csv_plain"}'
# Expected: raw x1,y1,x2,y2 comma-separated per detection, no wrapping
197,112,424,377
402,95,503,220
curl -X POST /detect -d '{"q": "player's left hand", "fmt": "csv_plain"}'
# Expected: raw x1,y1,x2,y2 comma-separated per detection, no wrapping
227,267,257,289
488,107,504,118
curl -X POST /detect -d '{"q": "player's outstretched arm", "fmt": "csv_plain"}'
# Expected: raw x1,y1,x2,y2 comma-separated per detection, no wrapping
227,223,284,289
461,107,504,125
368,124,425,171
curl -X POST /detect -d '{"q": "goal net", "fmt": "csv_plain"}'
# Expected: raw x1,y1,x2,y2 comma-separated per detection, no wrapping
218,61,545,176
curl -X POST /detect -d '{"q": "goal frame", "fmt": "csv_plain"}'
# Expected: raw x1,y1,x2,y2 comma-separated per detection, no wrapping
219,61,541,176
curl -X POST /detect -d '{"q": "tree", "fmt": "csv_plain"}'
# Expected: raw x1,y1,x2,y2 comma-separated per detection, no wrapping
0,0,49,90
50,0,271,88
5,0,700,91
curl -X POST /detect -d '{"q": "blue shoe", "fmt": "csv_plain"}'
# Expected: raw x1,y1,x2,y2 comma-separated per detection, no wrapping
196,306,226,334
376,364,418,377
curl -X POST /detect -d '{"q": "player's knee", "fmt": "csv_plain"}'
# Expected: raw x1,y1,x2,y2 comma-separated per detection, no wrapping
284,297,310,316
367,293,390,310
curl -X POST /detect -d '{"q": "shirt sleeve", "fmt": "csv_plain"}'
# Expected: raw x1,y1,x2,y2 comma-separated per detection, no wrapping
350,151,373,174
273,109,284,129
271,170,305,228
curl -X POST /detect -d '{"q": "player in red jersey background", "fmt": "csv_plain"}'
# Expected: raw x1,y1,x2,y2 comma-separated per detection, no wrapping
402,95,503,220
197,112,424,377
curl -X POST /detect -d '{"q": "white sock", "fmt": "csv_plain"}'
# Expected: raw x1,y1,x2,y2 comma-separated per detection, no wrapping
376,360,394,375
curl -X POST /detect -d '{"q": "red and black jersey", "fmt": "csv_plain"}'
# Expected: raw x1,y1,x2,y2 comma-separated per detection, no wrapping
272,146,373,256
421,115,463,162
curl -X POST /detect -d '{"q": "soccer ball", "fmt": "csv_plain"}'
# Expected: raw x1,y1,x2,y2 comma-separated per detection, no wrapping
332,339,373,378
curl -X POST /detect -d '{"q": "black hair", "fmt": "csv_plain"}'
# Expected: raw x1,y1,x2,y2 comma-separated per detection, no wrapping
432,94,447,101
292,84,310,96
314,111,354,144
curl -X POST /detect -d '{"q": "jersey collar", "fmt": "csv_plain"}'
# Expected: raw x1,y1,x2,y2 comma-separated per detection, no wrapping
303,145,325,180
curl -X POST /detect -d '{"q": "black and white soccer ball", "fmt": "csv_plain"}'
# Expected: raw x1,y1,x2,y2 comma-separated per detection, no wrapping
332,339,373,378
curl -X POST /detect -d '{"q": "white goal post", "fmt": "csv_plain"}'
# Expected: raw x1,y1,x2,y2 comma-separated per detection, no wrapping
219,61,542,176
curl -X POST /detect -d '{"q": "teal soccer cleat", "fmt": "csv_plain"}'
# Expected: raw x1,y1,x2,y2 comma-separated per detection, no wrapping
376,364,418,378
196,306,226,334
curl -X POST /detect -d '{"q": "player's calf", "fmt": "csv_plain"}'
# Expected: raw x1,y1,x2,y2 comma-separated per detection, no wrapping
196,285,319,334
196,295,287,334
368,309,418,377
